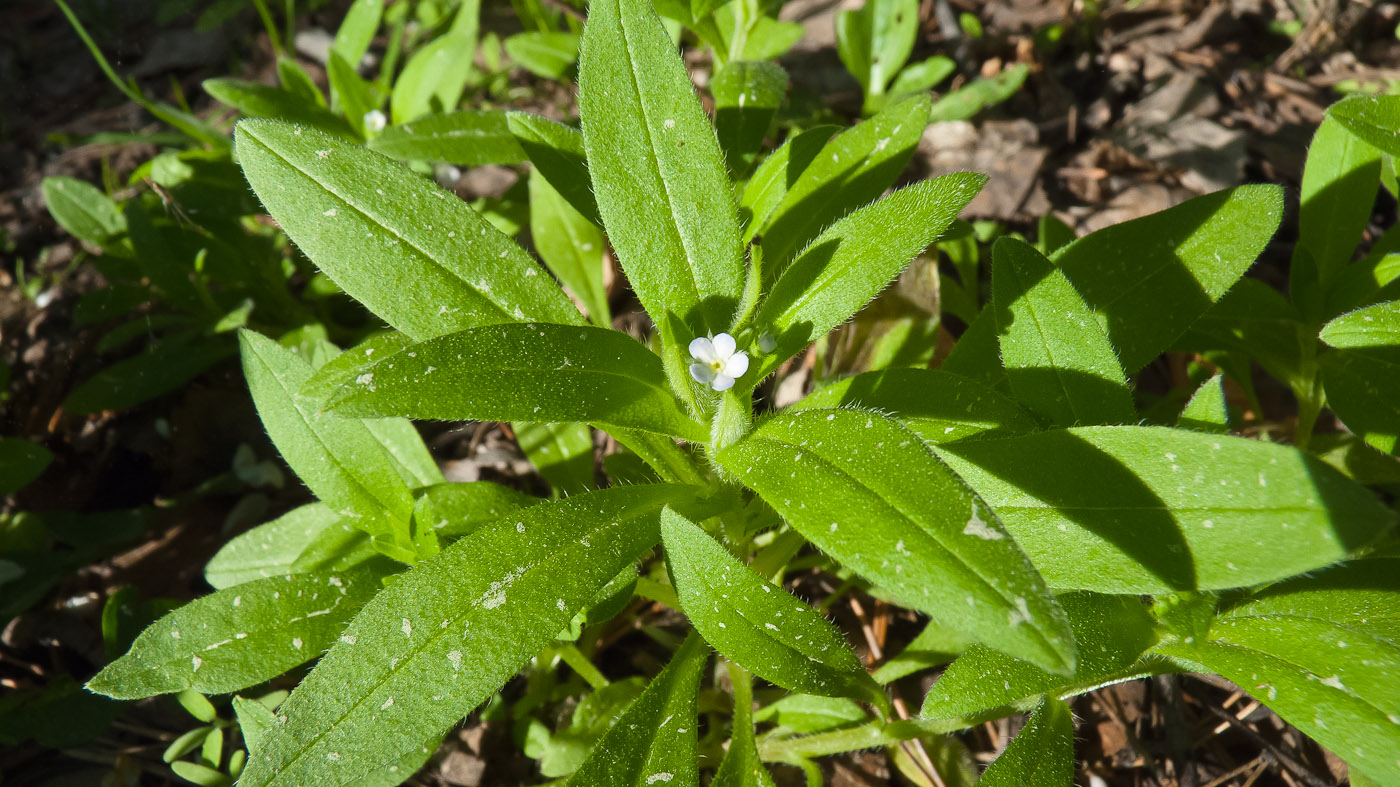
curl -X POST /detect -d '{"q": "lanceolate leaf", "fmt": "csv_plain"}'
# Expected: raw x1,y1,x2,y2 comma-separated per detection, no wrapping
506,112,600,226
991,237,1134,427
752,174,985,385
363,418,443,488
711,666,777,787
1155,561,1400,785
1320,300,1400,348
235,120,583,341
367,110,527,166
564,634,708,787
661,509,878,702
389,10,477,125
240,331,416,550
203,79,354,139
323,323,706,442
787,368,1036,444
922,592,1158,720
937,426,1397,593
41,176,128,254
88,566,384,699
528,167,611,325
514,421,596,492
1328,94,1400,158
331,0,383,68
578,0,745,335
1320,348,1400,455
739,125,839,235
1051,184,1284,373
1295,116,1382,286
238,485,697,787
976,698,1074,787
204,503,346,589
1178,372,1229,432
715,409,1076,675
712,61,788,176
752,94,931,274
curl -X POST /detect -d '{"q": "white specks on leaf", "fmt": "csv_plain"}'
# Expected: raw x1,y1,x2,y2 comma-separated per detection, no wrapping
340,634,357,645
401,618,413,637
448,650,463,671
292,637,303,649
646,773,674,784
191,655,202,671
962,503,1003,540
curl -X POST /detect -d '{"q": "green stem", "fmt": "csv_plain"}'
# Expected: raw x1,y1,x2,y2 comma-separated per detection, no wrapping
757,718,967,764
557,644,609,689
250,0,285,55
1292,324,1325,450
609,428,707,486
711,389,753,449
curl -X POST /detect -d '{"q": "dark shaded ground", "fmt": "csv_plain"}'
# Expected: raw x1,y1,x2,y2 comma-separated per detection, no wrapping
2,0,1398,784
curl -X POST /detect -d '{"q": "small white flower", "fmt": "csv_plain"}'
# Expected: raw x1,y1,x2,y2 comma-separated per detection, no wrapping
689,333,749,392
756,331,776,353
363,109,387,133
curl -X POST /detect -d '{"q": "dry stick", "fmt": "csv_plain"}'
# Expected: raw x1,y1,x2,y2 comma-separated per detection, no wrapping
1197,701,1334,787
1200,755,1266,787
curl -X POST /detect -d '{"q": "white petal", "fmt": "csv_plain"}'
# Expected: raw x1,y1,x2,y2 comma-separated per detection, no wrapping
689,337,717,364
722,351,749,378
711,332,737,359
711,374,735,391
689,363,716,383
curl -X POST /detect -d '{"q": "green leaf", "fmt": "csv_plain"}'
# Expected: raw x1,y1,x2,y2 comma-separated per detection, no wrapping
367,110,527,165
331,0,383,68
887,55,955,97
277,58,326,108
233,695,278,756
204,503,347,589
415,481,540,540
871,619,973,684
1177,372,1229,432
936,426,1398,593
87,566,384,699
1320,347,1400,455
927,65,1028,122
323,323,706,442
239,331,416,552
236,485,693,787
327,51,380,135
564,634,708,787
787,368,1036,444
170,761,231,787
41,176,128,254
515,421,596,492
235,120,583,341
661,509,878,702
1328,94,1400,157
712,61,787,176
751,174,985,384
203,79,354,139
578,0,745,336
0,438,53,496
390,18,477,124
753,694,866,733
1052,184,1285,373
752,95,931,274
941,309,1007,389
738,125,838,235
975,698,1074,787
835,0,917,109
1154,560,1400,785
507,112,601,226
1321,300,1400,348
991,237,1134,427
363,418,443,488
715,409,1076,676
505,31,580,79
922,592,1158,720
176,689,219,723
65,334,235,414
528,167,611,325
1296,115,1381,289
